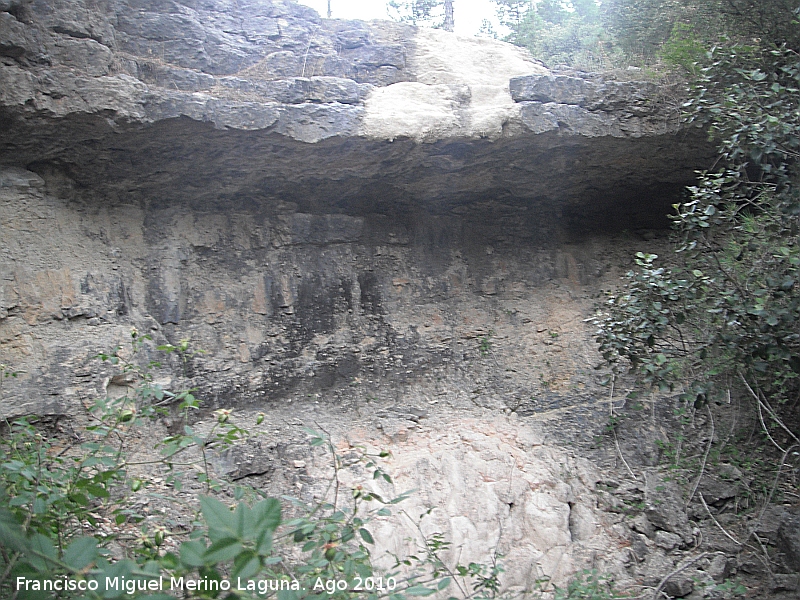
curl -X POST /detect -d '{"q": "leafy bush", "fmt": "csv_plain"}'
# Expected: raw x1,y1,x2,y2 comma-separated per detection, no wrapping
0,335,518,600
490,0,621,70
592,44,800,440
660,23,705,75
553,569,621,600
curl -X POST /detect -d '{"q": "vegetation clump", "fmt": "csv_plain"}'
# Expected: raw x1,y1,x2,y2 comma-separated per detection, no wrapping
2,336,593,600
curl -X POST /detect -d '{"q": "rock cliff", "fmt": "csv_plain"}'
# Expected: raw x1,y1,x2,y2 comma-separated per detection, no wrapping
0,1,726,593
0,0,714,419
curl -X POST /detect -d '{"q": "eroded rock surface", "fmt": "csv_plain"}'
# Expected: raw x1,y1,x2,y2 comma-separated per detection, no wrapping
0,2,732,594
323,416,633,592
0,0,714,421
1,0,712,218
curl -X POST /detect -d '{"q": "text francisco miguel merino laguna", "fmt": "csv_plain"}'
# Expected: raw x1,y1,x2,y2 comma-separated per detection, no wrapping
15,575,302,594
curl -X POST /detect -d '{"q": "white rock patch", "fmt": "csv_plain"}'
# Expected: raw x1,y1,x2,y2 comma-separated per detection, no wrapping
327,417,630,595
360,82,461,141
361,30,547,142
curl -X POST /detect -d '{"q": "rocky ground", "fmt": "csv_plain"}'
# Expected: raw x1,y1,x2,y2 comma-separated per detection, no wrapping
43,330,799,599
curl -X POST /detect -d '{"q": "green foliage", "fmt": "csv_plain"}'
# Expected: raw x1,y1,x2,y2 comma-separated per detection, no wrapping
390,510,505,600
660,23,705,75
592,44,800,419
490,0,619,69
553,569,622,599
387,0,454,30
489,0,799,71
603,0,800,62
0,338,519,599
479,331,493,357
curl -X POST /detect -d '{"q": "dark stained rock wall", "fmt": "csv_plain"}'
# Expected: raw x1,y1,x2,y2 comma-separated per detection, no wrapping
0,0,714,430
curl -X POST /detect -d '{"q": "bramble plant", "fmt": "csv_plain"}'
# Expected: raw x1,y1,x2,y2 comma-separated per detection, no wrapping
590,38,800,567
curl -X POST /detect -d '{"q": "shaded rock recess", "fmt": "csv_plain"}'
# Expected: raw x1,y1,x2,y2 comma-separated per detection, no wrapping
0,0,716,425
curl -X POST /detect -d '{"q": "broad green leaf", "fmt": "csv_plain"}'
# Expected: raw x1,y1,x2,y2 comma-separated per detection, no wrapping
97,559,140,598
180,540,207,568
160,552,179,570
233,550,261,580
277,590,299,600
0,507,28,553
235,502,248,538
252,497,281,532
28,534,57,572
16,585,52,600
200,496,237,538
32,497,47,514
85,484,110,499
204,537,243,563
256,527,274,555
64,537,98,571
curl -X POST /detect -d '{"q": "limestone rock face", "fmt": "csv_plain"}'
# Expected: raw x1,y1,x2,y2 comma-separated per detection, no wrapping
1,0,712,215
0,2,725,593
327,417,632,593
1,1,712,436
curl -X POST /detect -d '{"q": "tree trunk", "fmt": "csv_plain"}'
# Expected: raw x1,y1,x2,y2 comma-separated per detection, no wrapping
327,0,331,18
443,0,454,31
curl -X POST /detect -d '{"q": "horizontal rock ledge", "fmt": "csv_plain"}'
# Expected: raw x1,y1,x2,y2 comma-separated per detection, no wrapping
0,0,714,225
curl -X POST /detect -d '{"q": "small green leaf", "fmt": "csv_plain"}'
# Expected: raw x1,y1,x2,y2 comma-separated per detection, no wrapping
160,552,179,570
359,528,375,544
256,529,273,555
405,585,436,596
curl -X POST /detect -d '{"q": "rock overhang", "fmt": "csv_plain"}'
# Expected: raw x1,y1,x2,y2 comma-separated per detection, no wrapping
0,0,718,420
0,0,715,233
